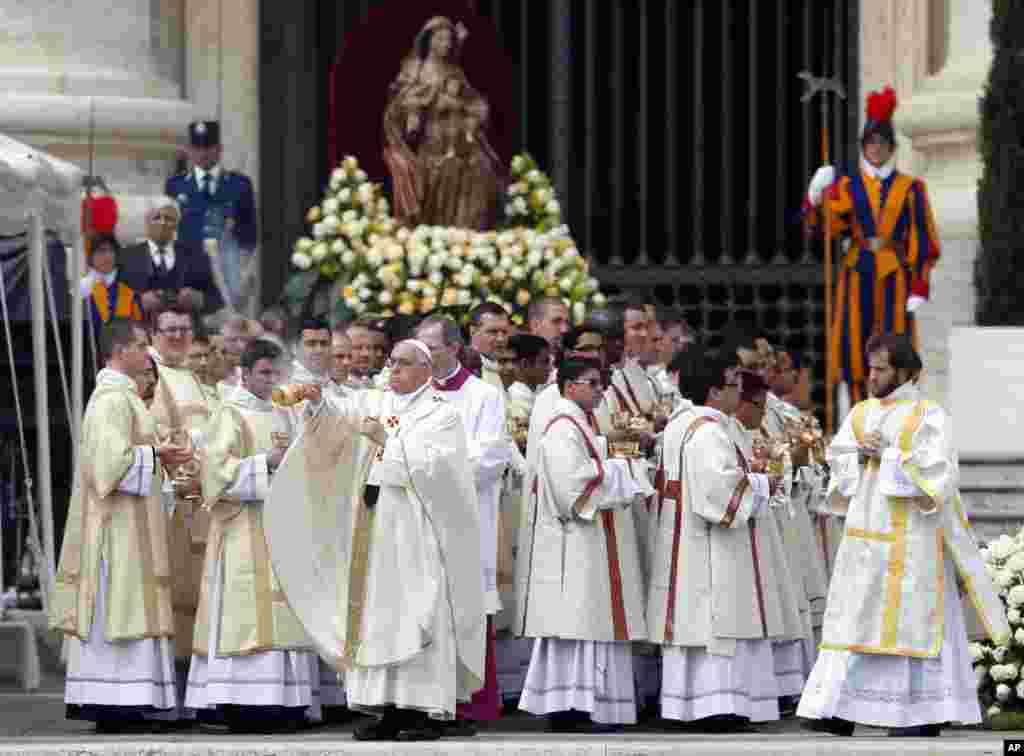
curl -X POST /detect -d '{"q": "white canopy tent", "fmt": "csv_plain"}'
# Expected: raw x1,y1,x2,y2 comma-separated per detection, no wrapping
0,133,85,605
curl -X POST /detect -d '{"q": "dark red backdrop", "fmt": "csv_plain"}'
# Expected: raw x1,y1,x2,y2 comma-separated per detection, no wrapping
327,0,517,188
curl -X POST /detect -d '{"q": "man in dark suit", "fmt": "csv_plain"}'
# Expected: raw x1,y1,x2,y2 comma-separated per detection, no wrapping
118,197,224,317
166,120,257,311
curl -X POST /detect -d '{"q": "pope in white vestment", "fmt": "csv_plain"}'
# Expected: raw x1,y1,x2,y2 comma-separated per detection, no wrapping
517,360,653,728
265,340,486,740
797,366,1009,733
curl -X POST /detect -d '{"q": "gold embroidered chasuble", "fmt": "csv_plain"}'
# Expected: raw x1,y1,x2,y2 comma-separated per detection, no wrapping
149,359,214,658
50,369,173,642
263,386,486,696
821,382,1010,657
193,389,310,656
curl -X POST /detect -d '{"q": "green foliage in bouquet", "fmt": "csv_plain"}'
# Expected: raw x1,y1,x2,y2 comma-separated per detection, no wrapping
970,532,1024,722
502,153,563,232
976,0,1024,325
281,154,605,326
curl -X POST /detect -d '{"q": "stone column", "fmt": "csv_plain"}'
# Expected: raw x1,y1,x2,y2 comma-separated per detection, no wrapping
0,0,196,241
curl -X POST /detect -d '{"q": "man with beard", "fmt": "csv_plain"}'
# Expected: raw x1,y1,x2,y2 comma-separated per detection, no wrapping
798,334,1008,737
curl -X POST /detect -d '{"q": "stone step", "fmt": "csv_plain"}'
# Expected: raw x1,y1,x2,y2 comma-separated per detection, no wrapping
0,732,1019,756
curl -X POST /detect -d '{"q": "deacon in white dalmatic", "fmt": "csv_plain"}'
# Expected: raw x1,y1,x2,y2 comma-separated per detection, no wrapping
798,334,1009,737
52,320,192,732
517,357,653,731
267,338,485,741
185,340,320,732
415,315,509,724
650,351,803,730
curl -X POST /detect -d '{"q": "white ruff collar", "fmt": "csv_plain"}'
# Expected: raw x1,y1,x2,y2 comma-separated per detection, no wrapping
861,155,895,181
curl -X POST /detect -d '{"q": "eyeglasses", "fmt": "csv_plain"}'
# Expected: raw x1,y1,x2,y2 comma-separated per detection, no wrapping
572,378,603,389
157,327,193,336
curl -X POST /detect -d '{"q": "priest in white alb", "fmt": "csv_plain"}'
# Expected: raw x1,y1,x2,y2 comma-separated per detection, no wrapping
266,338,486,741
798,333,1009,737
185,340,320,732
415,314,509,727
52,320,191,732
517,357,652,731
651,351,802,731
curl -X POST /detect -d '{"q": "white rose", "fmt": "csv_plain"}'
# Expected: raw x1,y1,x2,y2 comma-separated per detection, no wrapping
988,704,1002,717
514,197,528,214
407,279,422,293
1009,585,1024,607
560,276,574,292
1017,680,1024,699
447,257,463,272
546,199,561,216
573,301,585,323
592,292,607,306
311,243,329,262
429,271,444,287
338,188,352,203
378,291,393,306
322,215,340,234
1011,609,1022,625
526,251,543,268
396,227,411,243
1009,552,1024,575
365,249,383,267
340,250,356,267
342,209,358,224
322,197,340,215
998,683,1013,702
969,642,986,662
526,169,542,184
1016,628,1024,646
330,239,347,255
312,222,326,240
456,289,471,306
997,570,1016,589
511,155,525,174
358,184,374,204
510,265,525,281
991,664,1006,682
295,237,314,253
1008,663,1021,681
358,287,373,302
290,251,312,270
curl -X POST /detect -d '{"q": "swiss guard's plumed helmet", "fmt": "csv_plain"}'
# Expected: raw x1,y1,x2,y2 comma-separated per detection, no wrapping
861,86,897,149
188,120,221,148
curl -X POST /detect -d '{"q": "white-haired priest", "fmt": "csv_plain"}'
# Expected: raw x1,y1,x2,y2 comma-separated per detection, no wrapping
267,338,486,742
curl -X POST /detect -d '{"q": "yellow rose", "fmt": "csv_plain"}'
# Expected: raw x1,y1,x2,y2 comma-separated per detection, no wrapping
343,286,355,299
516,289,531,307
441,288,459,307
491,268,506,283
398,300,416,315
545,286,559,297
420,296,437,313
381,308,394,317
478,275,490,289
306,206,322,223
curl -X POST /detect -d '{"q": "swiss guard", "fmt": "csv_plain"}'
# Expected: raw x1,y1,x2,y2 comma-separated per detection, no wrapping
166,120,258,311
802,86,941,405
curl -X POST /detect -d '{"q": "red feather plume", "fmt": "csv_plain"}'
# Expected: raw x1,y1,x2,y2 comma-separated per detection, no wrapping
866,86,898,123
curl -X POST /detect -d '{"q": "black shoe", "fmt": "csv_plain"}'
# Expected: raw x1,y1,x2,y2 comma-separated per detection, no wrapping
888,723,942,737
94,717,159,735
320,705,365,726
801,716,855,736
352,717,402,741
779,695,800,718
395,726,443,741
547,710,590,733
691,714,753,733
435,717,478,737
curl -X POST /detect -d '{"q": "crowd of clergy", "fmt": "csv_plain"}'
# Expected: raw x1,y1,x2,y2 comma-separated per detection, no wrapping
50,293,1008,740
